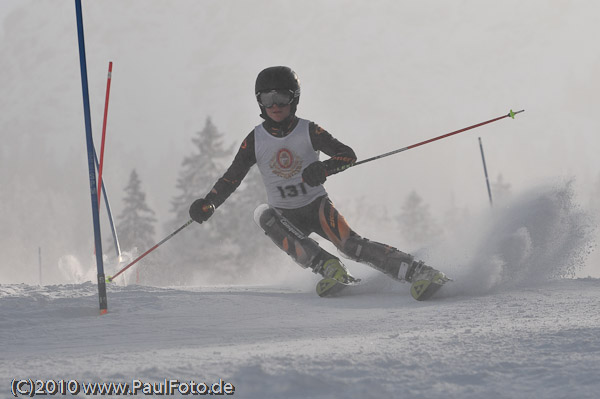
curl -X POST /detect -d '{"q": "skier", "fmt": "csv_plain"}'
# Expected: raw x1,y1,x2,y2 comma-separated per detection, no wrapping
189,66,448,299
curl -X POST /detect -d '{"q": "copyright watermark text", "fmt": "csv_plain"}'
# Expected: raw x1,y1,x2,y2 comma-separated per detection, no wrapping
11,378,235,397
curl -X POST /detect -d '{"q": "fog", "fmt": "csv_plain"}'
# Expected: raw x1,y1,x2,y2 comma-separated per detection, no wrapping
1,0,598,284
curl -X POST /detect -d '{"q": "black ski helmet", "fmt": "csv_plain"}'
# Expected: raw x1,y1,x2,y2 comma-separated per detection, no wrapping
255,66,301,116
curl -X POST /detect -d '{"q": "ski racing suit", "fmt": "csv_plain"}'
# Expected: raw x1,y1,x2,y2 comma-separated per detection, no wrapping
204,116,416,281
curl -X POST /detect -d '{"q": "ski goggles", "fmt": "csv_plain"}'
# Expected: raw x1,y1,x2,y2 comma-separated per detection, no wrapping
256,89,295,108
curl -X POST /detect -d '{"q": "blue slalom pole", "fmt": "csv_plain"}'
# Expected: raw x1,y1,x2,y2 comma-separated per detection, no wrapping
74,0,108,314
93,146,122,259
478,137,493,207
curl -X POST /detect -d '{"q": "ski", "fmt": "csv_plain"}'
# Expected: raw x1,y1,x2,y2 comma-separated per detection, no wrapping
316,276,361,297
410,272,452,301
317,272,451,300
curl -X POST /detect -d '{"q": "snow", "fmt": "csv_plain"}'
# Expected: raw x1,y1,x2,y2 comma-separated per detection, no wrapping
2,183,599,399
2,280,600,399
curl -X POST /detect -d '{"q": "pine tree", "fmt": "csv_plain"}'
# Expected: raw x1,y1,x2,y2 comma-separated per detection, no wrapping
397,190,441,248
166,117,234,284
170,117,233,222
116,169,157,283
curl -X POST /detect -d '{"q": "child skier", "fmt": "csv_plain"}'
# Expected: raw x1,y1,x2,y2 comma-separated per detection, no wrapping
189,66,448,299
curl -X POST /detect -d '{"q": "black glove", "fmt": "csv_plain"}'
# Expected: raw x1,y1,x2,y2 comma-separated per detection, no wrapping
189,198,215,224
302,161,328,187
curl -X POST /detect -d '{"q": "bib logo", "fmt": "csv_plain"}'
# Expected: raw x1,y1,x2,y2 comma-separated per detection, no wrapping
270,148,303,179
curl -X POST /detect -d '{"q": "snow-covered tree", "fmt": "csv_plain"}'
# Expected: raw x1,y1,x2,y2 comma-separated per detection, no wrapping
397,190,441,248
116,169,157,283
117,169,157,250
170,117,233,222
165,117,234,284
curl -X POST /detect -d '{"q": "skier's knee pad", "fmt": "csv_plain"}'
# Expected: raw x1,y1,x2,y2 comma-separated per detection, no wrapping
341,235,414,280
254,204,324,270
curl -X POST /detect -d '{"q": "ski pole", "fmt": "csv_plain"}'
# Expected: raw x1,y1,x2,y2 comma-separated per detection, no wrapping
107,219,194,282
328,109,524,175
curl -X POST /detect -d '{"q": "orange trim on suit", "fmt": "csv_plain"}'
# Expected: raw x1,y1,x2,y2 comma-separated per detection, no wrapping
318,198,351,250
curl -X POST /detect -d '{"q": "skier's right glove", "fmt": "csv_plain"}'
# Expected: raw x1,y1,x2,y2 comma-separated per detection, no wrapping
189,198,215,224
302,161,328,187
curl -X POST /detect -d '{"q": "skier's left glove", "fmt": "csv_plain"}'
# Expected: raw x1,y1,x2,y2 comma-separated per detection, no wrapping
302,161,328,187
189,198,215,224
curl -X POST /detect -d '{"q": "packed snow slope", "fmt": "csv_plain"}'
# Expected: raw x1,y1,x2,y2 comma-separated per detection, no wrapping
2,183,598,399
2,280,599,399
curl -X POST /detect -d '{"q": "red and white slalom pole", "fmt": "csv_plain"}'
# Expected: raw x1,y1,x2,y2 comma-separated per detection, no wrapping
92,61,121,259
97,61,112,206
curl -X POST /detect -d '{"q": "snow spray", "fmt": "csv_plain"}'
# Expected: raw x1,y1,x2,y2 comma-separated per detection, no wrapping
425,180,596,297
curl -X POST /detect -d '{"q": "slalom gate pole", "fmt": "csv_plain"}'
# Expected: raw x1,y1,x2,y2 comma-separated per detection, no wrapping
97,61,112,207
93,147,122,258
74,0,108,314
93,62,118,258
478,137,493,206
107,220,194,282
38,247,42,286
328,109,524,175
